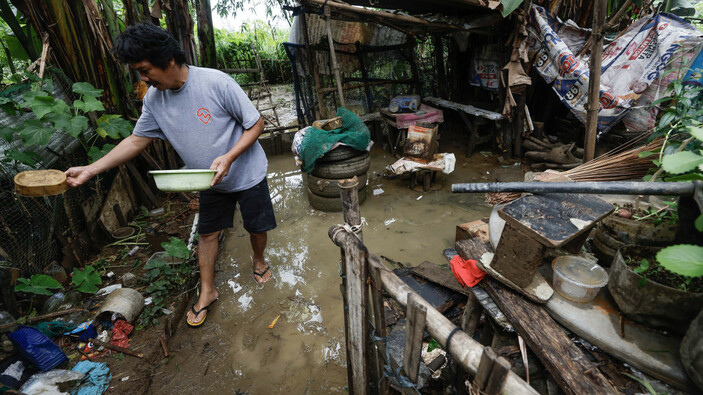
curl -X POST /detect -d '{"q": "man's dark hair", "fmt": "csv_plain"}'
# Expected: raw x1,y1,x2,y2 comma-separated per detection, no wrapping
113,23,186,69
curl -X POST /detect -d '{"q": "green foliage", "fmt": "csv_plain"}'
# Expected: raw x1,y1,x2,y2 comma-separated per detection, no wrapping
1,75,132,169
656,245,703,278
427,338,441,352
137,237,194,329
214,22,290,85
72,265,103,294
14,274,62,296
162,237,192,260
646,58,703,280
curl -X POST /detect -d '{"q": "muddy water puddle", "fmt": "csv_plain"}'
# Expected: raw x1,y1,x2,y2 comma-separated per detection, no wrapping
149,145,524,394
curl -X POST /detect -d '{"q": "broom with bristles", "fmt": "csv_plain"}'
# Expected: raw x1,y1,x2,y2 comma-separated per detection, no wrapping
486,134,663,205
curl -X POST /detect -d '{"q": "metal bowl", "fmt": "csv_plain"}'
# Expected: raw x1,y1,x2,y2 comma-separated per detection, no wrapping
148,169,216,192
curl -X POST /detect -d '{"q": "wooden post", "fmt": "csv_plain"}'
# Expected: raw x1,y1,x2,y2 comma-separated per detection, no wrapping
403,293,427,384
584,0,607,162
369,264,390,394
356,42,374,112
407,35,423,95
301,14,327,119
432,34,447,98
342,238,369,394
324,7,346,108
461,291,482,336
474,347,512,395
339,176,362,241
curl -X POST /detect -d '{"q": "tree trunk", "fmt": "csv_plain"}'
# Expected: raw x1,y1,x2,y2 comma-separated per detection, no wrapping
22,0,136,117
0,0,39,60
195,0,216,68
165,0,197,65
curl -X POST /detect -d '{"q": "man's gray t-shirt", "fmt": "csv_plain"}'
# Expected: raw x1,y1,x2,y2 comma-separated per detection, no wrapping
133,66,265,193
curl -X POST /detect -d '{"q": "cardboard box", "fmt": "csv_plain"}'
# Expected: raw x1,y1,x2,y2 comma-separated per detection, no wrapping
455,219,490,243
404,123,438,160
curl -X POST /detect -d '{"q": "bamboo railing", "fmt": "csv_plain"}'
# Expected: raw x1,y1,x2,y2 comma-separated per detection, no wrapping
329,177,537,394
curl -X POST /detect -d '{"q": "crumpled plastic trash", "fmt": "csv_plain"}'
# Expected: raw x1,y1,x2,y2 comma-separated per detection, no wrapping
110,320,133,349
449,255,486,288
19,369,84,394
71,361,111,395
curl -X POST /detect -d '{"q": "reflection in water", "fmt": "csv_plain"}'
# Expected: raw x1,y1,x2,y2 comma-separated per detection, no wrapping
150,145,521,394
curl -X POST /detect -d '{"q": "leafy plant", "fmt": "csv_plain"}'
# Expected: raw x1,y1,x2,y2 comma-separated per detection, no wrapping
72,265,102,294
14,274,62,296
136,237,194,329
162,237,192,260
643,57,703,281
1,75,133,168
426,338,441,353
632,258,650,288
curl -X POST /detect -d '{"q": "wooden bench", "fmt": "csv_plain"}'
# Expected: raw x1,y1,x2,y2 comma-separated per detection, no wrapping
424,97,503,157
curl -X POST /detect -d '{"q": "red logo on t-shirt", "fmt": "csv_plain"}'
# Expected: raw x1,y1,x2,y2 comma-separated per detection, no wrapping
196,108,211,125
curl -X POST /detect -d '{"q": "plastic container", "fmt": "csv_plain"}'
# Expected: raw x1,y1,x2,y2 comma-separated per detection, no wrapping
7,325,68,371
489,204,506,251
552,256,608,303
148,169,216,192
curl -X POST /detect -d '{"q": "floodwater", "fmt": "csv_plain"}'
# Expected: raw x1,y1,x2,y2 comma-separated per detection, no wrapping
149,142,525,394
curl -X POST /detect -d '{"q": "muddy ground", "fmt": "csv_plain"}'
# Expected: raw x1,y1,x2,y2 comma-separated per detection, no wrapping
98,85,526,393
143,149,525,392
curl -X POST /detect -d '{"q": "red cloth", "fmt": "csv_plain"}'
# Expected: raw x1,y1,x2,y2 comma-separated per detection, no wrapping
450,255,486,287
110,319,134,349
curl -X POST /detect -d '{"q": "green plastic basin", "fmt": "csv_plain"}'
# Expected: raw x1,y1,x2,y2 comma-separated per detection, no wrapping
149,169,216,192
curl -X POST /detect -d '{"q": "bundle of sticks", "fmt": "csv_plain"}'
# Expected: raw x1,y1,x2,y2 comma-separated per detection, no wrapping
487,134,663,205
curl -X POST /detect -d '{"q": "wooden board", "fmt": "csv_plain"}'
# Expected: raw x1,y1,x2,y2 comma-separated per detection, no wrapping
418,256,515,333
499,193,614,247
481,277,619,395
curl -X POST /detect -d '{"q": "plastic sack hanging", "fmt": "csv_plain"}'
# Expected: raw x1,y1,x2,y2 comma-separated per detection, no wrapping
8,325,68,371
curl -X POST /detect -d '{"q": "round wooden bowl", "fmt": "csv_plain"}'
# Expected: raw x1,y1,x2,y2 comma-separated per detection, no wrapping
14,170,68,197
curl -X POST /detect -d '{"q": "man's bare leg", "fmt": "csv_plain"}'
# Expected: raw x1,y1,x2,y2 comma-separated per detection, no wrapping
187,231,220,325
251,232,272,283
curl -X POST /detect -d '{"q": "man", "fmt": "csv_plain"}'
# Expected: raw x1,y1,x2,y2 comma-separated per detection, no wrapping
65,23,276,328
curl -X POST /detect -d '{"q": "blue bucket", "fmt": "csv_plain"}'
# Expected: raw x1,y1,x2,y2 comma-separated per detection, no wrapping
8,325,67,371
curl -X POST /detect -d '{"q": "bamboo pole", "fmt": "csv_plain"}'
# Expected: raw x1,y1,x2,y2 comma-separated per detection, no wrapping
328,227,538,395
324,8,346,108
301,14,328,119
584,0,607,162
302,0,472,30
319,79,415,93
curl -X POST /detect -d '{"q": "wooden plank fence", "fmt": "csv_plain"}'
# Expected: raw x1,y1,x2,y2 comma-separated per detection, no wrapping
328,177,537,395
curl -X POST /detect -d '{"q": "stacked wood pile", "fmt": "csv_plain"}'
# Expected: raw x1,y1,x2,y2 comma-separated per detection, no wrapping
522,136,584,170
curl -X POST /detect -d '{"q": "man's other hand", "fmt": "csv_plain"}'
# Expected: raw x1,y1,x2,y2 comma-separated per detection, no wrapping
210,155,232,186
65,166,96,188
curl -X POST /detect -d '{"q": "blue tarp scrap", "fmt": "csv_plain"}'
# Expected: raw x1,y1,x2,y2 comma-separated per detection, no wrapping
71,361,111,395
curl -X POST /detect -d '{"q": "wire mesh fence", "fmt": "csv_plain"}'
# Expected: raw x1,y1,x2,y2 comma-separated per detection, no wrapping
0,70,109,277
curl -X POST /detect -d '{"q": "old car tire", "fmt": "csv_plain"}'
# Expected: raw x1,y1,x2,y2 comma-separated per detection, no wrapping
317,146,365,163
307,173,367,198
307,187,367,212
312,153,371,179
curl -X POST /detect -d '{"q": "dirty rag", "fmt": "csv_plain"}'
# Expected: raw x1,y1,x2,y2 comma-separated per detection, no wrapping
34,321,77,338
71,361,111,395
449,255,486,288
299,107,371,173
110,320,133,349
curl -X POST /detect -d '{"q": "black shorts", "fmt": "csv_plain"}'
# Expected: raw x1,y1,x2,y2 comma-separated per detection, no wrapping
198,178,277,235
